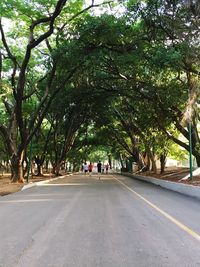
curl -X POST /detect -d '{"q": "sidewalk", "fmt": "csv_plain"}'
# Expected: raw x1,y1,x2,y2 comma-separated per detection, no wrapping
121,172,200,200
21,173,73,191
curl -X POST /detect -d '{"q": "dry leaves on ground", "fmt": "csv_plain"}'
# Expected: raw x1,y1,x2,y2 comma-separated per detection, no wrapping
0,173,55,196
138,167,200,186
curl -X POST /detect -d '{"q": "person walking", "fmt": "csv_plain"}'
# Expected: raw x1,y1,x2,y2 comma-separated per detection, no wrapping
97,161,102,180
83,162,88,175
88,162,93,176
105,163,109,174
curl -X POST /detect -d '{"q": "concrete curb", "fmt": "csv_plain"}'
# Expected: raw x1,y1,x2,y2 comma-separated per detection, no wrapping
121,172,200,200
21,173,73,191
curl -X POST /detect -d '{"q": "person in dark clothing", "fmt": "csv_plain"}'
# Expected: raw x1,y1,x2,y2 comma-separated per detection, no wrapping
105,163,109,174
97,161,102,180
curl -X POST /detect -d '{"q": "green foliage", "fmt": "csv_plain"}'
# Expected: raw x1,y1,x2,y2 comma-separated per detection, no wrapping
0,0,57,20
87,146,108,163
149,47,182,70
0,0,200,169
168,143,187,161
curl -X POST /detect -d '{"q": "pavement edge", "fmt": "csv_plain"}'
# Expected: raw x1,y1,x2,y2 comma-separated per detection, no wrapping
120,172,200,200
21,173,73,191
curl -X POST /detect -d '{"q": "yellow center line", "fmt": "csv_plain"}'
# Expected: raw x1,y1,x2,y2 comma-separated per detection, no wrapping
113,175,200,241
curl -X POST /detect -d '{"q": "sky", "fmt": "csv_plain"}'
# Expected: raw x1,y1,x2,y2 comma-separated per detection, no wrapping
84,0,126,16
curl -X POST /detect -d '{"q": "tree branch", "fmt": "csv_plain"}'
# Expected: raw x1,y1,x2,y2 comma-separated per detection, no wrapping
0,125,14,156
0,50,2,80
0,19,18,91
58,0,113,34
27,65,78,145
29,0,67,49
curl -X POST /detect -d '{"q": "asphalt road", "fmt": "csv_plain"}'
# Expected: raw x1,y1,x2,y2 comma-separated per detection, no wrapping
0,173,200,267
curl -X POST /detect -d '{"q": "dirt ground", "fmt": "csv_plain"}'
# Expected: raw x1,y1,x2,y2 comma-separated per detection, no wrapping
0,173,56,196
0,167,200,196
137,167,200,186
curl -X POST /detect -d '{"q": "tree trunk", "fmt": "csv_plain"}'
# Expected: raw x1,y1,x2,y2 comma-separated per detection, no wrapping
160,154,167,174
11,154,24,183
137,153,147,170
119,154,125,169
51,165,56,174
108,154,112,169
148,152,157,173
143,152,150,170
31,161,35,175
194,154,200,167
36,164,43,176
34,156,44,176
55,162,61,176
45,160,49,172
151,160,157,173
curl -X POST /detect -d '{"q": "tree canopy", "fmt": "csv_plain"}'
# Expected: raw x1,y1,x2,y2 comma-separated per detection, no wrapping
0,0,199,181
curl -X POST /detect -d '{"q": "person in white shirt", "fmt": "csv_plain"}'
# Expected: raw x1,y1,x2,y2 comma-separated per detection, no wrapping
83,162,88,174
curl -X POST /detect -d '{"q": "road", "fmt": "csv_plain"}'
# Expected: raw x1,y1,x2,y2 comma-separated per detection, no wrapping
0,173,200,267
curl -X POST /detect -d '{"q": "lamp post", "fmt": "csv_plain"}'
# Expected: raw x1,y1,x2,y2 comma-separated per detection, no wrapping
188,119,193,180
187,82,193,180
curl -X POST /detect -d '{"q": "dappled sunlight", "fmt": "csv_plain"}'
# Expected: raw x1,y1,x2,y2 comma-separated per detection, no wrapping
45,174,118,185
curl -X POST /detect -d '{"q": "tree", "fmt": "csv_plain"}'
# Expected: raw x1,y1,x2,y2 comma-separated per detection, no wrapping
0,0,106,182
125,0,200,166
